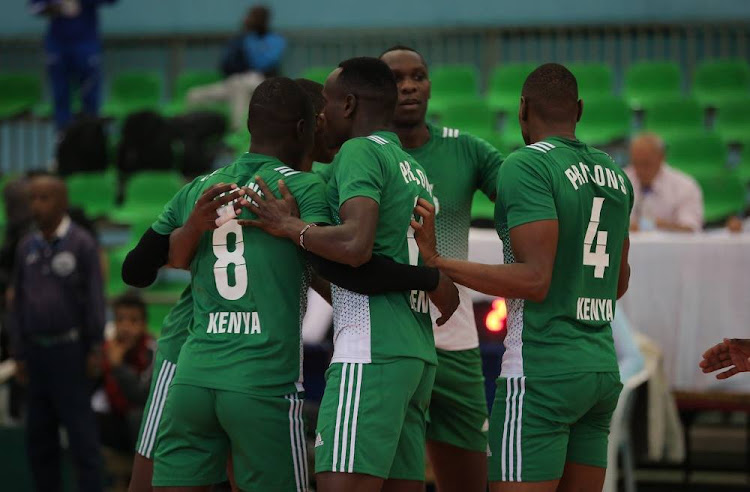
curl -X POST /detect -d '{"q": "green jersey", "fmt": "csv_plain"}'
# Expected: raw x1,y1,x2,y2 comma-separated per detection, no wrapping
156,286,193,363
494,137,633,377
153,153,331,395
326,131,437,365
405,124,503,351
312,161,334,183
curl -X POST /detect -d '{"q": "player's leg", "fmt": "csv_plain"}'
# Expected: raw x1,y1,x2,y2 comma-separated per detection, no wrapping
426,348,488,492
152,384,229,490
130,353,177,492
558,372,623,492
487,376,573,492
384,361,437,492
215,390,308,492
315,361,426,492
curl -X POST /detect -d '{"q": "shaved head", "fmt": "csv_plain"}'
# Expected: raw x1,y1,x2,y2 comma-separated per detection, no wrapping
629,132,665,187
522,63,579,124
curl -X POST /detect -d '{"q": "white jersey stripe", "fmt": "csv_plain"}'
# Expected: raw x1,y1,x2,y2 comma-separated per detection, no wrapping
500,377,512,481
144,362,176,457
141,361,172,456
508,377,518,481
331,363,348,471
286,395,302,492
366,135,388,145
339,362,356,471
535,141,554,151
138,360,167,456
348,363,363,472
442,127,448,138
516,377,526,481
297,398,309,491
527,143,549,153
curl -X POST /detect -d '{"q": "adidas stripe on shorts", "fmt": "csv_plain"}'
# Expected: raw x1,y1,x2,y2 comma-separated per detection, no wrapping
135,350,177,459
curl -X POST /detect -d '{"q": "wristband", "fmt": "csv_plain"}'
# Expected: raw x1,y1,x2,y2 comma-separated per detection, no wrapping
299,223,318,250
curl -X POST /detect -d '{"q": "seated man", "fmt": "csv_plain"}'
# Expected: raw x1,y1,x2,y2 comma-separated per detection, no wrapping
625,133,704,232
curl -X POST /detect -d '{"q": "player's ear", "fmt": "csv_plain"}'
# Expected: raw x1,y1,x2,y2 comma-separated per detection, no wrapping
343,93,357,119
296,118,306,140
519,96,528,122
576,99,583,123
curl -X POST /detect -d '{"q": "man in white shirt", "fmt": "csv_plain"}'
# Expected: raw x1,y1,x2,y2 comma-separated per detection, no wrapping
625,133,704,232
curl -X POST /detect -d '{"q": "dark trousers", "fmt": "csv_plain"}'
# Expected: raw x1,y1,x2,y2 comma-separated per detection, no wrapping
45,37,102,130
26,340,103,492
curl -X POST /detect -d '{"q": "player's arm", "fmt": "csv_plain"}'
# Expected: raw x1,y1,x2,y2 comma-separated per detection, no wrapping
121,228,170,287
473,134,504,201
617,237,630,299
168,183,246,270
412,199,557,301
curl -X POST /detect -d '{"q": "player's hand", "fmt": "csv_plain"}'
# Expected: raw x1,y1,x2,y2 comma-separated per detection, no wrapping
185,183,246,233
410,198,440,267
429,271,460,326
699,338,750,379
106,340,128,368
239,177,301,238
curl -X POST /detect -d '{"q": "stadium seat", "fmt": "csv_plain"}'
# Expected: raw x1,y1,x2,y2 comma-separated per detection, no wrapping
576,96,632,145
102,71,163,119
299,66,333,84
642,97,704,140
66,170,117,218
624,61,682,110
162,70,224,116
664,132,728,178
737,144,750,185
692,59,750,108
569,63,614,102
107,245,130,296
111,171,184,224
471,190,495,221
429,65,482,115
0,72,43,119
497,114,525,155
695,171,747,223
438,99,495,135
714,97,750,145
486,63,536,114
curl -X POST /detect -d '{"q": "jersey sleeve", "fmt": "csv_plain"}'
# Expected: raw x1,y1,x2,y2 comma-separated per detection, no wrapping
498,152,557,229
334,139,385,207
312,162,334,184
468,134,504,200
292,174,332,225
151,179,199,235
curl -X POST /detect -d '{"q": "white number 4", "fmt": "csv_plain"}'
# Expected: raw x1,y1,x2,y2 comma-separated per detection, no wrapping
583,197,610,278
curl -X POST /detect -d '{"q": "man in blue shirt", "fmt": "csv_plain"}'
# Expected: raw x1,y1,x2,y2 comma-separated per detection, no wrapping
188,5,286,130
10,173,105,492
30,0,118,130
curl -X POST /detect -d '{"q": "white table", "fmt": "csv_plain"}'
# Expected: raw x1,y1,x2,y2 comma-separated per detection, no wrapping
468,228,750,392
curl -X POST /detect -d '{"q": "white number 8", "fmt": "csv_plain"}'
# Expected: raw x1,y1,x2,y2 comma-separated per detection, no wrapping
212,221,248,300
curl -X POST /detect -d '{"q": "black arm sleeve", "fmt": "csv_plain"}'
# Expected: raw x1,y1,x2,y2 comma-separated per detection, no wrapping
121,227,170,288
308,253,440,296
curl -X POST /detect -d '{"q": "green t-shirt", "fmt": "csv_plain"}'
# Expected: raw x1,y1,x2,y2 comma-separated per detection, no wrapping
404,124,503,351
156,286,193,363
152,153,331,395
495,137,633,377
312,161,334,183
326,131,437,365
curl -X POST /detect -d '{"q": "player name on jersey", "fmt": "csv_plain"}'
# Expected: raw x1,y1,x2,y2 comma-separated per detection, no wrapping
206,311,262,335
410,289,430,314
575,297,614,322
564,162,628,195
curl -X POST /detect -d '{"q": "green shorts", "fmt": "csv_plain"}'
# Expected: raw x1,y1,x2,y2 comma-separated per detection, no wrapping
152,383,308,491
488,372,622,483
314,359,436,481
426,348,488,453
135,350,177,459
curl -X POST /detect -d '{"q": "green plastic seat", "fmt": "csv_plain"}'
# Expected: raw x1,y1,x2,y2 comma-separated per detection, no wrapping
471,190,495,221
112,171,184,224
569,63,614,102
103,71,163,119
0,73,43,118
429,65,482,115
642,97,705,140
438,99,495,134
694,171,747,223
66,171,117,218
576,96,631,145
107,245,130,296
299,66,334,85
498,115,525,155
693,59,750,108
162,70,224,116
486,63,536,114
664,131,728,177
737,151,750,186
624,61,682,110
714,97,750,145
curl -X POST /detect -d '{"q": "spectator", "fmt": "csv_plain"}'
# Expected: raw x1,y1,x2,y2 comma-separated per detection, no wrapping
187,5,286,130
95,293,154,453
9,173,105,492
29,0,118,131
625,133,704,232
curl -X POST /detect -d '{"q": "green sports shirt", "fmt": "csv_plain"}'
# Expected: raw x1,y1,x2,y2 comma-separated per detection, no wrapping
152,153,331,395
326,131,437,366
155,286,193,364
494,137,633,377
404,124,503,351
